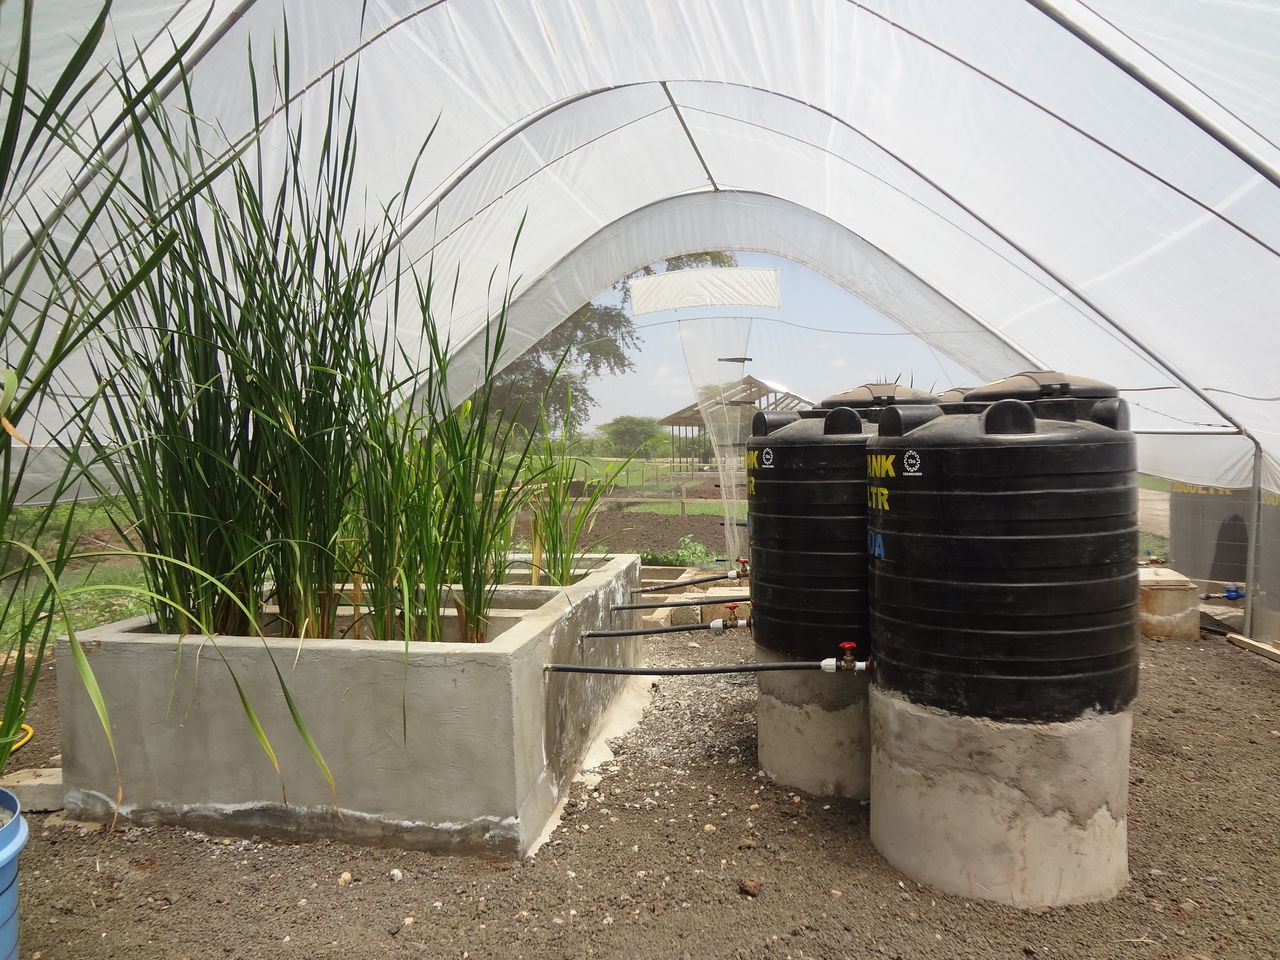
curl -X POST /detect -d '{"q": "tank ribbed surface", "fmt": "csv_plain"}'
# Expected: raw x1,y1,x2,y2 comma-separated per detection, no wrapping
747,407,872,661
867,397,1139,722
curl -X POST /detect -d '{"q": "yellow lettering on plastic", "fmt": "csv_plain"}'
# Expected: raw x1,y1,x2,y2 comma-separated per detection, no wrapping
866,454,896,478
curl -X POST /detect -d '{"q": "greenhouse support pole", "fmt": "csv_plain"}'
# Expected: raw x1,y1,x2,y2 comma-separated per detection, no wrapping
1027,0,1280,191
1244,436,1263,637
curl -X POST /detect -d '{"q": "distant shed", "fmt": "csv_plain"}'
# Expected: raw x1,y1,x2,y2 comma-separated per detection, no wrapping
658,375,812,466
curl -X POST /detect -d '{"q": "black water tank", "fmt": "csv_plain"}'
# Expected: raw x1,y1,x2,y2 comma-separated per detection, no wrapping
934,386,988,415
746,385,936,660
867,393,1139,722
965,370,1118,421
819,383,937,421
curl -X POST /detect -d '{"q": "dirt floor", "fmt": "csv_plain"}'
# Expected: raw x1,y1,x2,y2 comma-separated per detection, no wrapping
571,506,731,559
13,511,1280,960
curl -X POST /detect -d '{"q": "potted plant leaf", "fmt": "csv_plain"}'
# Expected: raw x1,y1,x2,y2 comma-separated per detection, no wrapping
2,3,203,951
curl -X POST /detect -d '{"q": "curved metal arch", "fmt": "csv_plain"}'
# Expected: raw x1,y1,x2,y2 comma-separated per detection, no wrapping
1027,0,1280,188
401,74,1255,446
434,189,1039,401
217,0,1280,263
385,79,1073,377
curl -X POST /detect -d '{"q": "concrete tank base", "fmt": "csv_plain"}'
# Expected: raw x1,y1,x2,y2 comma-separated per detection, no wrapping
869,687,1131,906
755,644,870,799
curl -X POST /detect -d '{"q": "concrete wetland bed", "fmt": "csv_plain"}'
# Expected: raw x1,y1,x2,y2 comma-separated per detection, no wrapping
56,554,640,856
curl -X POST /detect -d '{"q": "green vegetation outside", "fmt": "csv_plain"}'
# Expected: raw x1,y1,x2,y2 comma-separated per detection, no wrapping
3,562,150,649
625,501,747,519
3,499,122,556
585,458,683,489
1140,531,1170,560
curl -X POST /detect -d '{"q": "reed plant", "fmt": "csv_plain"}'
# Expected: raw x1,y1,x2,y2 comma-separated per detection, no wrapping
346,340,447,644
421,279,547,643
346,274,572,643
526,393,627,586
92,151,269,635
1,1,202,774
69,36,577,656
91,61,409,640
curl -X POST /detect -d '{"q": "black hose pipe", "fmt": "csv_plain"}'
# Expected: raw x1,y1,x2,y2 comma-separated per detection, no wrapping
584,622,715,638
611,595,750,611
633,571,742,594
545,662,828,676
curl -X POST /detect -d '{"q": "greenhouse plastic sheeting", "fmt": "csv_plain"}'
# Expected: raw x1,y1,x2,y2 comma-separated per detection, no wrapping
630,268,781,316
7,4,1280,559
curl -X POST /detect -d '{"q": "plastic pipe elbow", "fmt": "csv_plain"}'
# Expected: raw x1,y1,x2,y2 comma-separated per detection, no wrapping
820,658,869,673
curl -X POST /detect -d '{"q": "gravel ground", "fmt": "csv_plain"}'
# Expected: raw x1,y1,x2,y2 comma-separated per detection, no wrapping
18,625,1280,960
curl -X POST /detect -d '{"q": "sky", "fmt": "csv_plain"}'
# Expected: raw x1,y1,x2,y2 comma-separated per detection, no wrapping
582,252,979,430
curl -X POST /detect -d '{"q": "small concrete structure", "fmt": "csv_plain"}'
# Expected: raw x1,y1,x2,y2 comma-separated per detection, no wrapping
1139,566,1201,641
755,645,870,799
58,555,639,856
0,768,63,812
870,688,1131,906
643,604,674,629
639,565,700,592
700,587,752,623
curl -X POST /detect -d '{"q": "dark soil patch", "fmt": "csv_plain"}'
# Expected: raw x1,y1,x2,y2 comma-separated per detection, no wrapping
6,659,60,773
515,506,730,561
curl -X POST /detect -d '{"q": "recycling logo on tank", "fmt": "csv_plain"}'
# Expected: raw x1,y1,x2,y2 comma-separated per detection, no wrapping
761,448,774,468
903,449,922,476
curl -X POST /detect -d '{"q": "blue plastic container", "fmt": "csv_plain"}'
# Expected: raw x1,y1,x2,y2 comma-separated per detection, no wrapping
0,788,27,960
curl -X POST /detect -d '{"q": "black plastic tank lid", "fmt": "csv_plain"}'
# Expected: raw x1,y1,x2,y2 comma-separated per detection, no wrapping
819,383,938,409
823,406,863,435
752,409,803,437
964,371,1118,402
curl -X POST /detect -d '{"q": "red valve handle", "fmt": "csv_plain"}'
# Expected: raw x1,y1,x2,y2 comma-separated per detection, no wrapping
726,604,738,611
838,641,857,651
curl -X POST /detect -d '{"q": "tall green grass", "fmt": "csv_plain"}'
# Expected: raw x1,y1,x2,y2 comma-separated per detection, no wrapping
89,55,556,648
1,2,202,776
527,394,628,586
422,277,545,643
92,61,412,640
346,345,446,644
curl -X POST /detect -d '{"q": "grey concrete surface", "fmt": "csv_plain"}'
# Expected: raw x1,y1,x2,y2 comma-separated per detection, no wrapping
0,767,63,811
1139,567,1200,640
755,645,870,799
870,687,1131,907
57,556,640,856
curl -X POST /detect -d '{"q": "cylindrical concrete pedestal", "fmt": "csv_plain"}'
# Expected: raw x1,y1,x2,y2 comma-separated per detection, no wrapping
870,687,1131,906
755,644,870,798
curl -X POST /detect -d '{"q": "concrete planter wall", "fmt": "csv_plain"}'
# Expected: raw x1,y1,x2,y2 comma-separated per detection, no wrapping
57,554,640,856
